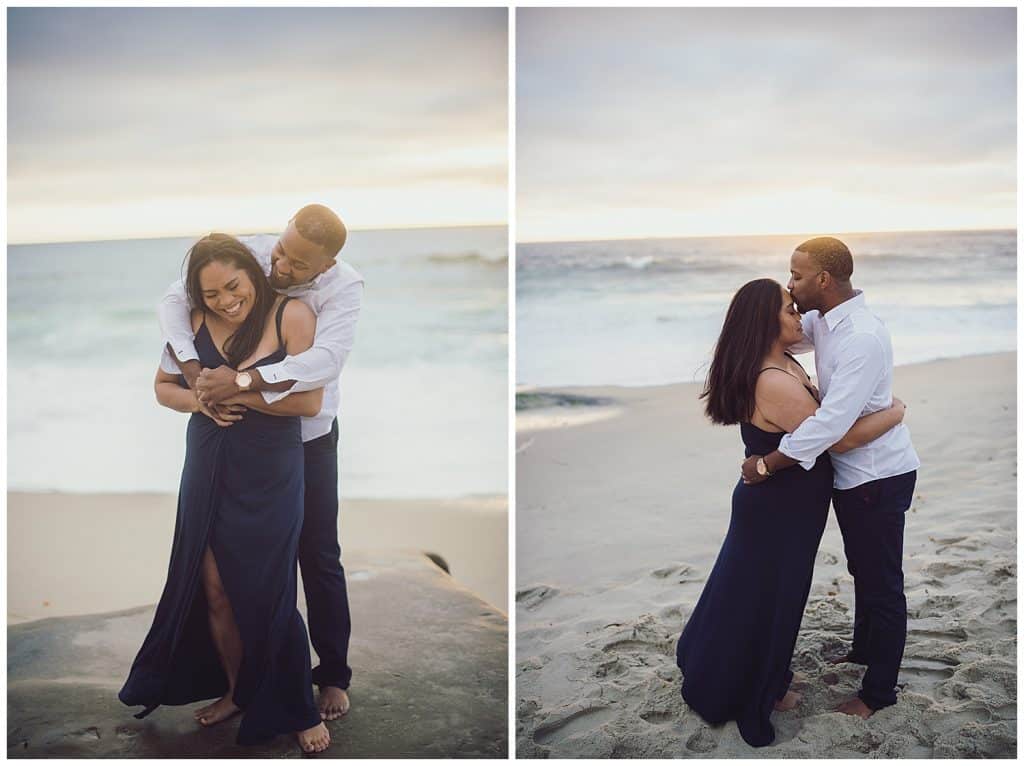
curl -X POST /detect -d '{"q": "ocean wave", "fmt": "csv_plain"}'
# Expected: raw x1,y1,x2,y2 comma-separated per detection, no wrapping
516,391,614,411
427,250,508,267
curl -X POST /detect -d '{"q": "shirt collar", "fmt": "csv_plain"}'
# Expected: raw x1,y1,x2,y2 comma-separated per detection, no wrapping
822,289,865,332
281,267,330,294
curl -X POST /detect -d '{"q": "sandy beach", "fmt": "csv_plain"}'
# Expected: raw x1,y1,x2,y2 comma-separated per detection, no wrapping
8,493,508,622
516,352,1016,757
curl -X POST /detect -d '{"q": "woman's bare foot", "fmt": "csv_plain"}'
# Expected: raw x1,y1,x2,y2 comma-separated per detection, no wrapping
773,689,802,712
297,722,331,753
194,695,241,726
318,687,351,721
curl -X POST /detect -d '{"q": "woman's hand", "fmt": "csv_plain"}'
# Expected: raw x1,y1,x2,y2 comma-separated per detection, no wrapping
196,392,246,427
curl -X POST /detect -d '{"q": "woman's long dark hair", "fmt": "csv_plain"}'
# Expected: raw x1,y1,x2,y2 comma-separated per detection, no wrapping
701,278,783,425
184,233,276,369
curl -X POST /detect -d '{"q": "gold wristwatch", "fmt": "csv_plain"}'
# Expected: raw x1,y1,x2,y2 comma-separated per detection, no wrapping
756,456,773,477
235,371,253,391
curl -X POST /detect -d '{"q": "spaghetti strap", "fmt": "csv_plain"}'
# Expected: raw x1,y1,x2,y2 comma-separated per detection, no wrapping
757,362,819,403
783,351,808,375
274,297,291,348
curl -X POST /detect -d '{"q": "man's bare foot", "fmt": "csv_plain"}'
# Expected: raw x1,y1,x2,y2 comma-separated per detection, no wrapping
193,695,240,726
836,697,874,719
297,722,331,753
774,690,801,712
318,687,350,721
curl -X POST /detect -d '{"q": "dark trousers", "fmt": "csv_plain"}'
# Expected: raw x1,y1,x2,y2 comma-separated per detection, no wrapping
832,470,917,710
299,418,353,690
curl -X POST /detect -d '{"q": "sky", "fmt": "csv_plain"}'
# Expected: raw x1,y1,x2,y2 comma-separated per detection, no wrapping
517,8,1017,242
7,7,508,243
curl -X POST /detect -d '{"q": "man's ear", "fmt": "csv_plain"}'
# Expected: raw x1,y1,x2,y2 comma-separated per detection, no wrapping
819,271,832,289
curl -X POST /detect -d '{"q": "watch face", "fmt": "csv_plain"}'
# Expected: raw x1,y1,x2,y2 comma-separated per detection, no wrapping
237,372,252,388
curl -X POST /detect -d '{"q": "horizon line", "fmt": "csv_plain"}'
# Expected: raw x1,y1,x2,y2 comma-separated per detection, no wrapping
8,221,508,247
517,225,1017,247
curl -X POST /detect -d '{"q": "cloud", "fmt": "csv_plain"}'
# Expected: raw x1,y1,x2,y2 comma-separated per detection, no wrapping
8,7,508,241
517,7,1016,241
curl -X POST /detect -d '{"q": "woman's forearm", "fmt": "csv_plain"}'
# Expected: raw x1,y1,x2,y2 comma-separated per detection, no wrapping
226,389,324,418
156,382,199,414
832,402,904,453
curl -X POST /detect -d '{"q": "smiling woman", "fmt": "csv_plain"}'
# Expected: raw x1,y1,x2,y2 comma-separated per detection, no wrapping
185,235,278,368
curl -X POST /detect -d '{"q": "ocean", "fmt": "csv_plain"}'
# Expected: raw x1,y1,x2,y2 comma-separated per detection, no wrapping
8,225,508,499
517,229,1016,387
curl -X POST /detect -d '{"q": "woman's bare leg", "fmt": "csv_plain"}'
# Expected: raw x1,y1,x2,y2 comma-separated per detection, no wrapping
194,545,243,726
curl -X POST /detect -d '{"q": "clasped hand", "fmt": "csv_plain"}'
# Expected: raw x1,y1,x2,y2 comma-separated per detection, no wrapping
194,366,247,427
195,365,240,406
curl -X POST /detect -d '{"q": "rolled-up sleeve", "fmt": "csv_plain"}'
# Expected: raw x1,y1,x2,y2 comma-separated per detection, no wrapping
778,332,885,469
257,279,363,404
158,279,198,363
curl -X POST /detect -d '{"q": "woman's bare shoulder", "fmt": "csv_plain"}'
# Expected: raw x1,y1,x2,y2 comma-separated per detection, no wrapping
755,368,811,406
280,297,316,349
282,296,314,319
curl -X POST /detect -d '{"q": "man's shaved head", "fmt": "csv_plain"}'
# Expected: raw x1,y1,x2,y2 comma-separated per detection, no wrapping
794,236,853,283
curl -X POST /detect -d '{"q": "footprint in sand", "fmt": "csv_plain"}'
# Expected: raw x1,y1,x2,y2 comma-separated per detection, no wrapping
929,535,981,554
685,725,717,753
639,709,676,724
907,593,959,619
921,560,985,578
597,615,677,657
532,707,617,746
516,584,560,610
594,656,630,679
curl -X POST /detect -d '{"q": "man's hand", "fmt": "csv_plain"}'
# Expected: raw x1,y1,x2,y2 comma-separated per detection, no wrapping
196,365,241,406
741,454,768,485
196,398,246,427
892,396,906,419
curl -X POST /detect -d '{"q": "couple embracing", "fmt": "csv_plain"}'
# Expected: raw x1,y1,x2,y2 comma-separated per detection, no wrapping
118,204,361,753
676,237,921,747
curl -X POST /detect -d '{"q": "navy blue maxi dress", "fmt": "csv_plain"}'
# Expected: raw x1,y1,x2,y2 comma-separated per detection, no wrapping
119,298,322,745
675,385,832,747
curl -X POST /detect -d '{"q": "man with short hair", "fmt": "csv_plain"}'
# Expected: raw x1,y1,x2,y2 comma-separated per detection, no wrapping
159,203,362,722
741,236,920,719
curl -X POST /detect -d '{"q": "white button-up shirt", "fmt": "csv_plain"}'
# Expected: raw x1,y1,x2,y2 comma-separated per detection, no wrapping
779,290,920,490
158,234,364,443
